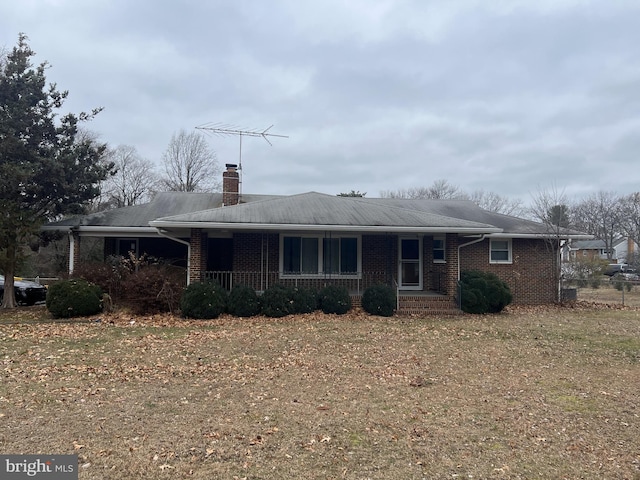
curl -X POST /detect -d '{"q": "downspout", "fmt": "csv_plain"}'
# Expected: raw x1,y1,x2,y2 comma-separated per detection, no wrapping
457,234,486,281
157,229,191,286
68,230,75,275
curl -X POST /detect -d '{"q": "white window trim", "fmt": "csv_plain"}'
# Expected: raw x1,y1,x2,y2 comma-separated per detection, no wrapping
433,235,446,263
490,238,512,264
279,234,362,278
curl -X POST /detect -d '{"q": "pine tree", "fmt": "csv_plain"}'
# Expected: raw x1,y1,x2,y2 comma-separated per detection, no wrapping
0,34,112,308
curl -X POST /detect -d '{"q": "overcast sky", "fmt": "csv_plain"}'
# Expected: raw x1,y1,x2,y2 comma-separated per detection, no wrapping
2,0,640,203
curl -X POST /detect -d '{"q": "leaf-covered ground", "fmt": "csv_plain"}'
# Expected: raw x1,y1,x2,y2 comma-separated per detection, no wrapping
1,305,639,479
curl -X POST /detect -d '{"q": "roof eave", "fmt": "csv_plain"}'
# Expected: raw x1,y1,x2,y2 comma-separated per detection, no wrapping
42,226,160,237
149,221,502,234
487,233,594,240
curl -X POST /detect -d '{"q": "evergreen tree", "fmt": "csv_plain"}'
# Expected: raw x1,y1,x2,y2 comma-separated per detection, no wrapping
0,34,112,308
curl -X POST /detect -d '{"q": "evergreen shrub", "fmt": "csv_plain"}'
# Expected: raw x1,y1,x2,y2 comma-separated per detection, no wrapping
459,270,512,314
290,287,318,314
362,284,396,317
228,284,261,317
181,281,227,319
261,284,293,318
318,284,352,315
46,278,103,318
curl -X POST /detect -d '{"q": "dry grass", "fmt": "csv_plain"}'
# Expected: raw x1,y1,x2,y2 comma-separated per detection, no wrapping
1,305,640,479
577,282,640,308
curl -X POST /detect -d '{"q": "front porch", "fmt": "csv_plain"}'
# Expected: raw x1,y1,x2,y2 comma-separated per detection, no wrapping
203,270,461,315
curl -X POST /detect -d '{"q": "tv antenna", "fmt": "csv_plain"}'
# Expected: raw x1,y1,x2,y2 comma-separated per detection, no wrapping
195,123,288,172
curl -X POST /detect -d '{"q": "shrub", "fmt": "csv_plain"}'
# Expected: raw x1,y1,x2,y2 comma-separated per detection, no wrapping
228,285,261,317
261,284,294,318
46,278,103,318
121,265,185,314
459,270,512,314
318,284,352,315
290,287,318,314
362,284,396,317
180,282,227,319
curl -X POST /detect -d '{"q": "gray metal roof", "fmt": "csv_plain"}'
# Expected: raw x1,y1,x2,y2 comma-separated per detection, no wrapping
44,190,589,238
151,192,500,232
361,198,580,236
44,192,279,229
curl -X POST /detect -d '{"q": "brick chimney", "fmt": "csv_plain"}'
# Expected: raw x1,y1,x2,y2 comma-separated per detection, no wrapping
222,163,240,206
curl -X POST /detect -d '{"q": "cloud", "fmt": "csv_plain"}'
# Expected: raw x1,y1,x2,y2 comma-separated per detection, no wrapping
2,0,640,204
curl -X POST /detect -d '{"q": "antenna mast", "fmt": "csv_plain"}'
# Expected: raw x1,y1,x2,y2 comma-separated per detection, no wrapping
195,123,288,172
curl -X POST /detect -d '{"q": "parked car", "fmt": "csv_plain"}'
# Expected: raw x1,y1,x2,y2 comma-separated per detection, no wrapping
0,275,48,305
604,263,632,276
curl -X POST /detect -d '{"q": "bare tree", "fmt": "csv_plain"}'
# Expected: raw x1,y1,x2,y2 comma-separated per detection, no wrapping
101,145,158,208
572,191,623,261
380,179,464,199
618,192,640,262
529,185,571,302
468,189,524,216
159,130,220,192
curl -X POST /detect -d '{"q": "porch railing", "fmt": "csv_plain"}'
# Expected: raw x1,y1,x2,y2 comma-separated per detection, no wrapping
203,271,393,294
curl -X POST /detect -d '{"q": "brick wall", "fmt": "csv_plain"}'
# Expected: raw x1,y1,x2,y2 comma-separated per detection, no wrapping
361,234,396,285
222,164,240,206
460,238,557,304
189,229,206,283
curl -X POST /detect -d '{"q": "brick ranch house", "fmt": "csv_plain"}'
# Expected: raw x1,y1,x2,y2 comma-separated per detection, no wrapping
44,165,589,313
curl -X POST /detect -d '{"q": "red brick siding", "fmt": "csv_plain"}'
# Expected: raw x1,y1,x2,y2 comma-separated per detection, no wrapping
222,168,240,206
361,234,396,285
460,238,557,304
444,234,460,297
232,232,279,273
189,229,204,283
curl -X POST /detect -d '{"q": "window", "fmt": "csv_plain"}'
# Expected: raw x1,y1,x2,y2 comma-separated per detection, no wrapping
490,239,512,264
283,237,318,274
117,238,138,257
281,235,360,276
433,236,445,263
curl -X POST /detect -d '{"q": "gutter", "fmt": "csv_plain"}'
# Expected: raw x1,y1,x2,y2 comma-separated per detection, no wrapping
41,225,159,237
156,229,192,286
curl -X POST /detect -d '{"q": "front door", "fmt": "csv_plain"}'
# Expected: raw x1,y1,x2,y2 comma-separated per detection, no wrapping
399,237,422,290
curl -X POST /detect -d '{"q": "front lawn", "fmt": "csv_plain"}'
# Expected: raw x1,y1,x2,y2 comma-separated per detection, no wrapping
1,306,639,479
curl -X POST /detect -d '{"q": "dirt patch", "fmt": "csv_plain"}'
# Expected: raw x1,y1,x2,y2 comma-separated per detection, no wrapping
1,306,639,479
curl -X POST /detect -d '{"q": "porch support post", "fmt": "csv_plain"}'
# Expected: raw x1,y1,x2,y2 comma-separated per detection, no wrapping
189,228,207,284
444,233,459,296
68,231,81,275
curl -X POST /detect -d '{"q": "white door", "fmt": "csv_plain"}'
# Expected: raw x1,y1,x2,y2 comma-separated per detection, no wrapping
399,237,422,290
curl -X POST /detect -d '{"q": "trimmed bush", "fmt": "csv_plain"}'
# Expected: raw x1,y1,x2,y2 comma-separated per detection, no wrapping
46,278,103,318
228,285,261,317
362,284,396,317
290,287,318,314
459,270,512,314
261,284,294,318
181,281,227,319
318,284,352,315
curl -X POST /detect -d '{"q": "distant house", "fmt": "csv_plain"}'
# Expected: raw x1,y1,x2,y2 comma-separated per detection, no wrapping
564,237,638,264
44,164,590,313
